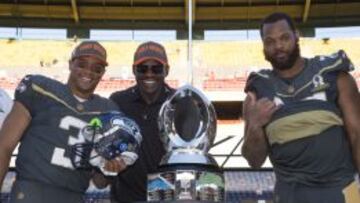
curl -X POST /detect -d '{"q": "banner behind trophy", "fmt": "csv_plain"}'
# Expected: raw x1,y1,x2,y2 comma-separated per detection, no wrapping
147,85,225,202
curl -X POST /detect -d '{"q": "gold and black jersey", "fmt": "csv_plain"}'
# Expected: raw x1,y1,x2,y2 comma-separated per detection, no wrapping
245,50,356,187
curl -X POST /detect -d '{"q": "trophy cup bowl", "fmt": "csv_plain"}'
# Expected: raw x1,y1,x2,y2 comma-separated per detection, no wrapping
147,85,225,202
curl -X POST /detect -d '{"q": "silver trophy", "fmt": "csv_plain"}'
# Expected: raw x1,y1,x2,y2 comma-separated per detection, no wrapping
147,85,225,202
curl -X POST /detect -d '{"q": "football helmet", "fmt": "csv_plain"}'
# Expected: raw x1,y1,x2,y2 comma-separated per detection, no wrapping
70,111,142,176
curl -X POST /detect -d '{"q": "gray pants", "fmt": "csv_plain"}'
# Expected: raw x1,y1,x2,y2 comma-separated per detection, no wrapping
10,180,84,203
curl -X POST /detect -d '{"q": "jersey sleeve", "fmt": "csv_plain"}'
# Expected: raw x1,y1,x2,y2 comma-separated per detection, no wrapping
317,50,355,74
14,75,37,116
244,72,259,93
245,70,274,99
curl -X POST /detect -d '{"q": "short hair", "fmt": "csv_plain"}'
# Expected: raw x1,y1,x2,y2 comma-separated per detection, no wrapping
260,12,297,38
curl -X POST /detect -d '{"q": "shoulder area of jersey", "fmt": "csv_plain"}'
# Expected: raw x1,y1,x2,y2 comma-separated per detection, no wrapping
16,74,62,93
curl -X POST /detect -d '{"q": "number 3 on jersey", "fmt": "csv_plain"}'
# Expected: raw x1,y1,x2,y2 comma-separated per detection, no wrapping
51,116,87,169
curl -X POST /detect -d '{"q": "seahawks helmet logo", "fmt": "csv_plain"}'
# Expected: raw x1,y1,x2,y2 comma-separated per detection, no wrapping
110,116,142,144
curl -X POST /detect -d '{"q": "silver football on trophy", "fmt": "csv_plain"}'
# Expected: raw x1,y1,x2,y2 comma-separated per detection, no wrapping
147,85,225,202
158,85,217,166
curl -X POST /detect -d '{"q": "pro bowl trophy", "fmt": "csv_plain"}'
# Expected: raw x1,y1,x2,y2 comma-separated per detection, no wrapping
147,85,225,202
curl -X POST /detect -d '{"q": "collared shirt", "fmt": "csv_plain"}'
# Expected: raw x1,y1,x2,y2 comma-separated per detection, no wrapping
109,84,174,203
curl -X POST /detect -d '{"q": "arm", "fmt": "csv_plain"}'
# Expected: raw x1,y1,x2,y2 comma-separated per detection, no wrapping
0,102,31,191
241,92,278,169
336,72,360,173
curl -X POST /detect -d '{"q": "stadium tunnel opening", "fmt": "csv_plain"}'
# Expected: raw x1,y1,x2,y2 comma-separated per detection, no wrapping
212,101,243,120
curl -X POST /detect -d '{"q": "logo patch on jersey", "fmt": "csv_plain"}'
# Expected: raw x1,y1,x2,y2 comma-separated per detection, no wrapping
311,74,329,93
16,82,27,93
287,85,295,94
76,103,84,112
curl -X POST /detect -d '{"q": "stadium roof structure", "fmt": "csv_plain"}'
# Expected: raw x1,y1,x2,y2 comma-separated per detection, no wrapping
0,0,360,33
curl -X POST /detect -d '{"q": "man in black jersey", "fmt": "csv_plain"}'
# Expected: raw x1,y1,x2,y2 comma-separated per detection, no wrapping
0,41,126,203
242,12,360,203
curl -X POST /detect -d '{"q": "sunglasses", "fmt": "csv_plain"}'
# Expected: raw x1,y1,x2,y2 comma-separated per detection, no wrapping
135,64,165,75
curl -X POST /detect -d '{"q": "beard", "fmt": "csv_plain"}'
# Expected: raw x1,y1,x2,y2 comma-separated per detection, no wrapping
264,42,300,71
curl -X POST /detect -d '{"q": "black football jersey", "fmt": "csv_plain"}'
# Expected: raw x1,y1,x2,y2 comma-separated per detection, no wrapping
14,75,118,193
245,50,356,186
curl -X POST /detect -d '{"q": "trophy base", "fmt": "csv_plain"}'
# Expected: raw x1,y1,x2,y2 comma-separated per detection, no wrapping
137,201,220,203
147,164,225,202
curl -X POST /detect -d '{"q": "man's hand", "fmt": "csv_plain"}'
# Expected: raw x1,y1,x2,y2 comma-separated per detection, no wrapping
242,91,278,168
103,157,127,174
243,92,279,127
89,152,128,176
91,157,128,189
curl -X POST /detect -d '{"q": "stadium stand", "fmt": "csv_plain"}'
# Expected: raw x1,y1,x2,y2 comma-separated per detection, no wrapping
1,170,275,203
0,39,359,93
97,78,179,92
0,78,16,90
203,77,247,91
0,77,179,97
